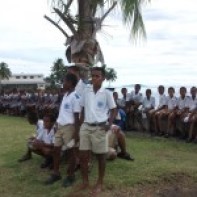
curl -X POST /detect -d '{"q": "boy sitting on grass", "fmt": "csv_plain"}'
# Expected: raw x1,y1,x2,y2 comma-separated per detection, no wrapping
18,114,56,169
18,107,44,162
107,124,134,161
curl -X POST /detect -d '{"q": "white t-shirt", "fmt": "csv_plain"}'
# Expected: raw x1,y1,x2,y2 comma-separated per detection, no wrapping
158,94,167,108
80,86,116,123
36,119,44,135
177,96,190,110
57,91,81,126
188,96,197,112
142,96,155,109
127,91,143,103
75,79,86,97
166,96,177,110
36,127,55,144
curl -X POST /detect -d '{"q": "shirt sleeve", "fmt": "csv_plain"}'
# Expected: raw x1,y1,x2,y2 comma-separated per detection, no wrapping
106,90,116,109
36,130,43,140
72,93,81,113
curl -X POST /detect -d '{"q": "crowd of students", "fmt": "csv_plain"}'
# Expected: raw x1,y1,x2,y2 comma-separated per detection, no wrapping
0,65,196,196
114,84,197,143
0,65,134,196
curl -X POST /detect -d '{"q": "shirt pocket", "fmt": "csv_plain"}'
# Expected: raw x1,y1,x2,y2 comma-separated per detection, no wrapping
64,102,72,113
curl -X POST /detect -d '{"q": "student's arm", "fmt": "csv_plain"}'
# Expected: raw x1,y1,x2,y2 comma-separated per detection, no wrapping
80,107,85,126
73,112,80,143
42,143,54,149
106,108,117,131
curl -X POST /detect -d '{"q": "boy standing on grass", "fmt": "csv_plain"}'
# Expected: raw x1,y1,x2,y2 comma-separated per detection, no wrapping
45,73,81,187
78,67,116,196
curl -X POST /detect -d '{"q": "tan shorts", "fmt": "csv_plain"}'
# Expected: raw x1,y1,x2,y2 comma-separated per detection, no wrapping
107,130,118,148
79,123,108,154
54,125,74,147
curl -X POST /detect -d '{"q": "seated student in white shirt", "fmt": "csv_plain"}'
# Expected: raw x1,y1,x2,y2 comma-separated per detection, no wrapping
150,85,167,135
166,87,190,137
18,108,44,162
18,114,56,168
158,87,177,136
141,89,155,132
126,84,143,130
107,125,134,161
183,87,197,142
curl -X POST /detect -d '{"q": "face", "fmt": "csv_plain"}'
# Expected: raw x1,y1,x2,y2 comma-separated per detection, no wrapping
190,88,197,97
158,87,164,95
63,79,71,91
43,116,53,130
113,92,118,100
135,85,140,93
180,88,186,97
121,88,127,95
168,89,174,97
91,70,105,87
146,90,151,97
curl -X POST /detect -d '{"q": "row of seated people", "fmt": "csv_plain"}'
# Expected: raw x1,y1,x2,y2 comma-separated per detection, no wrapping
18,107,134,171
0,88,63,116
113,85,197,143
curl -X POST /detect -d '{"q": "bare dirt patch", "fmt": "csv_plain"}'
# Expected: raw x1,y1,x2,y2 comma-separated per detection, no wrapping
66,173,197,197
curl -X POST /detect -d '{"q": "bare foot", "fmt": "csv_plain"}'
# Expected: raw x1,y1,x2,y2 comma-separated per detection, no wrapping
89,184,103,197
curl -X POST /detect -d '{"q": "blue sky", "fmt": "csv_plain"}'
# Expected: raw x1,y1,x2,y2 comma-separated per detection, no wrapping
0,0,197,87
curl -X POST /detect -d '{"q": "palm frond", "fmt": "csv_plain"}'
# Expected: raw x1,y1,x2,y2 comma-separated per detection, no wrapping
120,0,150,41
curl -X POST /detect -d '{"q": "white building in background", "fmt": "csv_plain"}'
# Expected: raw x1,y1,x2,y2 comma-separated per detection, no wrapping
1,73,46,90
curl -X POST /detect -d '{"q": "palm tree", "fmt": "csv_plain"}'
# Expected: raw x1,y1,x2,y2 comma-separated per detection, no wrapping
45,0,150,69
45,58,67,88
102,64,117,86
0,62,12,90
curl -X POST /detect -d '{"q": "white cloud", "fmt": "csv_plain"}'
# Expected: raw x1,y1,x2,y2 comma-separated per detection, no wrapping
0,0,197,87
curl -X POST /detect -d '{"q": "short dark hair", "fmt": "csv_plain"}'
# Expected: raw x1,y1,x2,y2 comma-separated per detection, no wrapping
158,85,165,90
64,73,78,87
146,89,151,94
91,67,106,77
168,87,175,92
44,113,56,123
180,86,186,92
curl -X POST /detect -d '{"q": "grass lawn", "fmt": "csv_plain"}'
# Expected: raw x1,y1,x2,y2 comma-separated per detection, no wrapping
0,115,197,197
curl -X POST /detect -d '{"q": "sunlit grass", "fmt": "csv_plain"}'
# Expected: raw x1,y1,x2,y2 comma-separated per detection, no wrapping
0,115,197,197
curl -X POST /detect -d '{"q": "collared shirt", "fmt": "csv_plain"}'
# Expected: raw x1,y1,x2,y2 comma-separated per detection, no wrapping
142,96,155,109
57,91,81,126
166,96,177,110
36,127,55,144
127,91,143,103
75,79,87,97
80,86,116,123
158,94,167,108
36,119,44,135
177,96,190,110
188,96,197,112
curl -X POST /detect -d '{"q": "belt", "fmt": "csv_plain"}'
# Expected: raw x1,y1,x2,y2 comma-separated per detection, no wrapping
86,122,106,127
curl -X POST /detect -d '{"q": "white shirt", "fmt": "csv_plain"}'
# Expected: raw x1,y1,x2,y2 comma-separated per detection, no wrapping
57,91,81,126
75,79,86,97
166,96,177,110
188,96,197,112
127,91,143,103
80,86,116,123
158,94,167,108
36,119,44,135
142,96,155,109
177,96,190,110
36,127,55,144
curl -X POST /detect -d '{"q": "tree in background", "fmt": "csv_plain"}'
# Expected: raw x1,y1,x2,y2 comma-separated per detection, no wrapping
45,58,67,88
102,64,117,86
45,0,149,70
0,62,12,91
